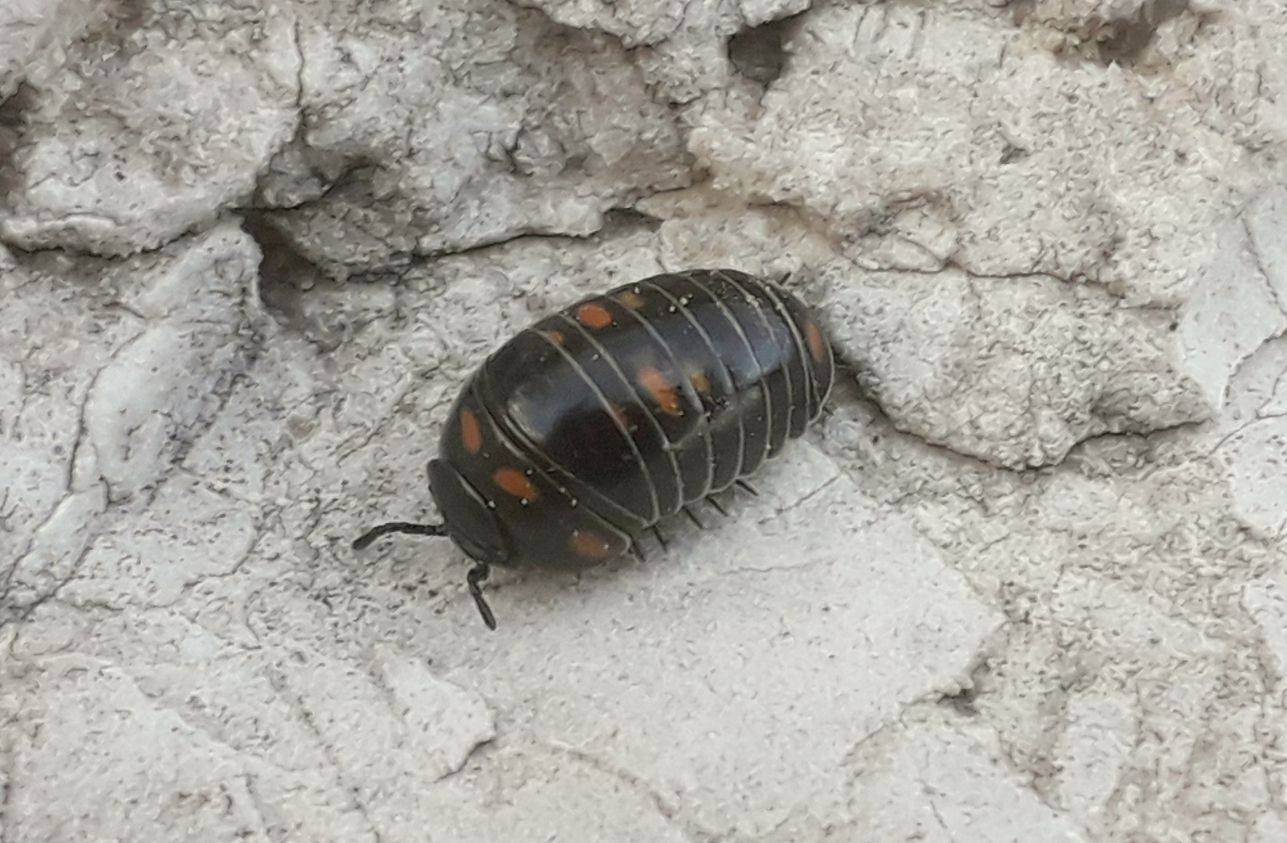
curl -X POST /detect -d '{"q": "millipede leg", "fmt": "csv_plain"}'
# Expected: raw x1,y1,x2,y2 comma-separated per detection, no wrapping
706,495,729,517
682,506,705,530
735,479,760,497
630,539,647,562
651,524,668,549
467,563,497,631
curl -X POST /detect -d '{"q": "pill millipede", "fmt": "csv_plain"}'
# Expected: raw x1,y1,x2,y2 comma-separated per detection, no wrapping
353,268,835,629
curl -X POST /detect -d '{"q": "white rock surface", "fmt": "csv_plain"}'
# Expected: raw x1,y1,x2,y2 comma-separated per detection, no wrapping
257,0,694,278
3,0,1287,840
841,707,1089,842
822,262,1210,468
0,3,300,255
514,0,810,101
0,0,104,101
2,223,262,620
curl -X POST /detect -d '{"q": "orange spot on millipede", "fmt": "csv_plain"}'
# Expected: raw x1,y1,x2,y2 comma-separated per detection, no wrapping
618,289,646,309
493,467,539,501
543,329,566,346
460,408,482,454
575,302,613,329
689,370,711,395
638,365,682,416
805,321,827,363
571,529,614,560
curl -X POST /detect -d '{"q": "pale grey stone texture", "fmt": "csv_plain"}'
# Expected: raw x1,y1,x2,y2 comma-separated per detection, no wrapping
1,3,301,255
842,707,1089,842
686,0,1287,466
0,0,105,100
821,263,1210,468
4,0,1287,840
2,223,261,620
1176,194,1287,413
513,0,810,101
1209,333,1287,540
4,638,496,842
818,407,1282,839
689,3,1246,303
258,0,694,278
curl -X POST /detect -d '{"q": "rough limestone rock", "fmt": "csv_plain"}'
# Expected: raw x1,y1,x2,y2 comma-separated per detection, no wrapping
0,3,300,255
822,263,1211,468
1,223,263,621
512,0,810,102
686,0,1287,465
258,0,695,278
0,0,104,101
3,0,1287,840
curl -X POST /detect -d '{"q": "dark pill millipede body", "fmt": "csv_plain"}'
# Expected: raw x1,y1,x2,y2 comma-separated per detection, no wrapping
353,268,836,629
